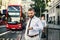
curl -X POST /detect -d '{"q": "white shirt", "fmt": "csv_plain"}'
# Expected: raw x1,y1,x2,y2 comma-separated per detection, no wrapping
25,16,43,36
41,20,47,27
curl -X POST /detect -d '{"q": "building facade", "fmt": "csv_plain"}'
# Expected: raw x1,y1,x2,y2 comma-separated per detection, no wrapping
46,0,60,24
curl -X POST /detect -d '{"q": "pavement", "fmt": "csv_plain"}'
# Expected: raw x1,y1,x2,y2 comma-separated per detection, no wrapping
46,24,60,40
48,24,60,28
41,24,60,40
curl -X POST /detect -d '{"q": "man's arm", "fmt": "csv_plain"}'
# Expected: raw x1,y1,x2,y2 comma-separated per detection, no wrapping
33,19,43,31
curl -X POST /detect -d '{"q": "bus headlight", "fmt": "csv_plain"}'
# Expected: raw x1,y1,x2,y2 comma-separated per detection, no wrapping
6,24,8,27
19,26,21,27
19,24,21,27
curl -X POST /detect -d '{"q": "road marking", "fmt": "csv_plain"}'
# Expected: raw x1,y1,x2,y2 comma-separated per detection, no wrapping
2,38,4,40
0,31,10,36
16,31,23,40
0,38,16,40
7,38,9,40
11,39,13,40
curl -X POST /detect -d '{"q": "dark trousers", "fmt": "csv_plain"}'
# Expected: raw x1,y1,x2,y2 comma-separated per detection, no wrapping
41,27,47,38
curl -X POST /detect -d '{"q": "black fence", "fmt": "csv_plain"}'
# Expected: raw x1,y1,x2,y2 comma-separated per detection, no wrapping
46,27,60,40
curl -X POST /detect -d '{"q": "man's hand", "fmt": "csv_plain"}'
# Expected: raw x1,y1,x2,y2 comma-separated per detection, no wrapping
28,27,33,30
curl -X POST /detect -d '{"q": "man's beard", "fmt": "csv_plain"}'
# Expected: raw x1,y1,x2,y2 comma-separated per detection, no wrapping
29,15,34,18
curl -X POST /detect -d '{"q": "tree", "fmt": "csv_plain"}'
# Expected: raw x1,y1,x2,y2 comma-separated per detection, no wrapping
31,0,46,17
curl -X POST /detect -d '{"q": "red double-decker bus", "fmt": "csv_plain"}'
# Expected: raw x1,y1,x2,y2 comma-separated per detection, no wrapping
6,5,23,30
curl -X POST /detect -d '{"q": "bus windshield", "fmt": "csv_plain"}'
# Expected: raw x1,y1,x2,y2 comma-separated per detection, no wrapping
8,6,20,23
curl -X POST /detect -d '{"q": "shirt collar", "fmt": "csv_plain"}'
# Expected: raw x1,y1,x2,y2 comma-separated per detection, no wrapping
29,16,36,19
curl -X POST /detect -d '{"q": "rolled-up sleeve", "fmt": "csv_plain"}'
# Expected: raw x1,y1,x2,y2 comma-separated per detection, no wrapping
33,19,43,31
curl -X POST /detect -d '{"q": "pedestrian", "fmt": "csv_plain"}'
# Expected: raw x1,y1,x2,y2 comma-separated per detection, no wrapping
41,15,47,38
25,8,43,40
0,11,2,20
0,12,2,24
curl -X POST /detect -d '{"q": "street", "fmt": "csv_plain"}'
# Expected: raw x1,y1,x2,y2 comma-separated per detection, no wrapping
0,25,25,40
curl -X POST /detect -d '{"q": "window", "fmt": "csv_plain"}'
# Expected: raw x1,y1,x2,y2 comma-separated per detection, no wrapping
8,6,20,17
8,6,20,11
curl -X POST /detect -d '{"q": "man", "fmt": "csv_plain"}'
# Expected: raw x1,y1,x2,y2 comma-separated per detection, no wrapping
25,8,43,40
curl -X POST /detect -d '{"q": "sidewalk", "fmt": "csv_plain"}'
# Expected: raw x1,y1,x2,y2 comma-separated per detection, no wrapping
48,24,60,29
47,24,60,40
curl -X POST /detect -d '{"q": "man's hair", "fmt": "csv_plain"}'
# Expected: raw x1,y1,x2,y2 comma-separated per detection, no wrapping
28,8,35,11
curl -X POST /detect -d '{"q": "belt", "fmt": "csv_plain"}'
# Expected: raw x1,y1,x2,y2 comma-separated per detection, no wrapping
28,34,39,38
